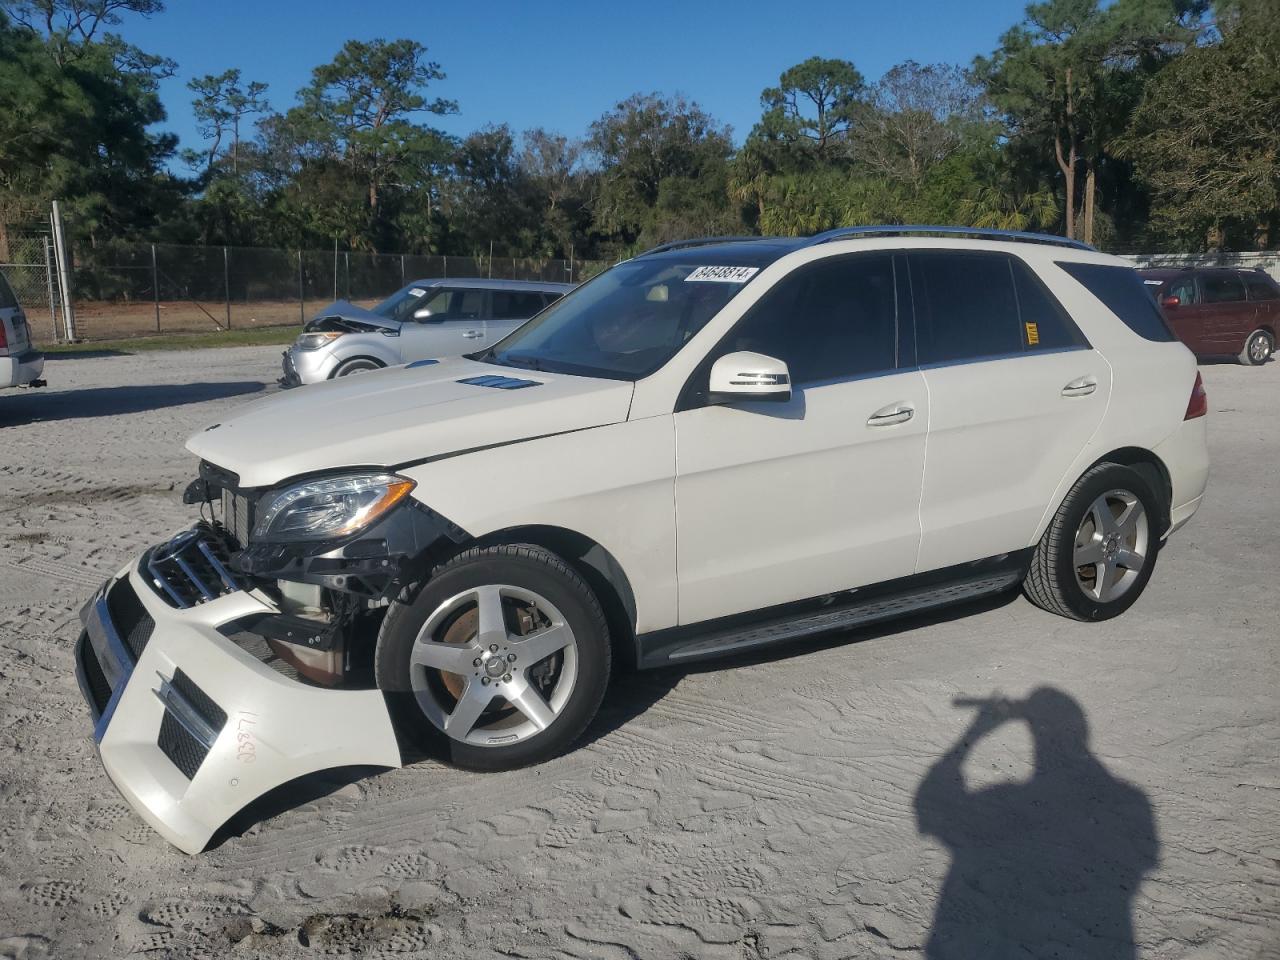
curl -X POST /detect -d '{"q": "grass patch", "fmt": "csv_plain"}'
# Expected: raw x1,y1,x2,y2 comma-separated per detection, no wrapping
41,325,299,355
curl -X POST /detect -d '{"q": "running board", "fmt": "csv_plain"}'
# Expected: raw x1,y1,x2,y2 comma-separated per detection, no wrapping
636,553,1030,668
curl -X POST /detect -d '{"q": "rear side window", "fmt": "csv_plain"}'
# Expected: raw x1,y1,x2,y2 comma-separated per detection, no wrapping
1201,273,1246,303
1056,262,1176,342
0,274,17,309
1245,275,1279,301
1010,258,1089,351
491,291,547,319
910,251,1021,363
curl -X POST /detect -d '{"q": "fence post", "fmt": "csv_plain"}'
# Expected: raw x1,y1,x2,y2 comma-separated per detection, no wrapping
333,237,338,301
569,244,575,284
50,200,76,341
151,244,160,332
488,240,493,279
344,251,349,300
43,238,58,342
298,249,305,324
223,246,231,329
442,255,447,279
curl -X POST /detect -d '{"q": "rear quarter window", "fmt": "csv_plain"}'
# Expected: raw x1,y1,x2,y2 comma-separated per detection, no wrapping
0,273,17,309
1245,275,1280,301
1055,262,1176,343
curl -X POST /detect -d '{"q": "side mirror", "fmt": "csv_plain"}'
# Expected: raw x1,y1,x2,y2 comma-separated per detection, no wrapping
1160,294,1180,308
412,307,435,321
708,351,792,404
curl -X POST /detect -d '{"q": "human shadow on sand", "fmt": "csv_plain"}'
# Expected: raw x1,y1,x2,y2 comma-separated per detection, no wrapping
915,687,1158,959
0,380,265,425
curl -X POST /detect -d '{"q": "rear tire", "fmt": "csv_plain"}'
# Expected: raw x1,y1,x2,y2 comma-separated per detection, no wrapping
333,357,383,377
1239,329,1274,366
375,544,611,771
1024,463,1162,622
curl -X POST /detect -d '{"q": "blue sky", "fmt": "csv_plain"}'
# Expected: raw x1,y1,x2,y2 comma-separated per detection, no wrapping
125,0,1031,158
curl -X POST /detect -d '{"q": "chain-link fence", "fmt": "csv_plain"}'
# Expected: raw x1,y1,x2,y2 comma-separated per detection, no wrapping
0,232,61,343
57,241,609,342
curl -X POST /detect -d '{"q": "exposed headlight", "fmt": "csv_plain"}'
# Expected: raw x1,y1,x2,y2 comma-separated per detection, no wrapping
251,473,415,543
295,331,344,350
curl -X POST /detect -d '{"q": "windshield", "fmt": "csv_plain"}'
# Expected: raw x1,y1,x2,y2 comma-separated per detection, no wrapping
480,259,759,379
372,283,434,323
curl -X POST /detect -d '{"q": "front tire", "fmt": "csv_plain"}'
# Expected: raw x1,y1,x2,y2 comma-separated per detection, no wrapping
333,357,383,377
375,544,611,771
1239,329,1274,366
1024,463,1162,621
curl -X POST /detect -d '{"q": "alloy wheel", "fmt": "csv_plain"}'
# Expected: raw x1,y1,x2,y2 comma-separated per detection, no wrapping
409,585,578,746
1073,489,1149,603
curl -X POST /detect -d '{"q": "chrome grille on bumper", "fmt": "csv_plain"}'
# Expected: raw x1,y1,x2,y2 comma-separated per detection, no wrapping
142,525,244,608
155,669,227,779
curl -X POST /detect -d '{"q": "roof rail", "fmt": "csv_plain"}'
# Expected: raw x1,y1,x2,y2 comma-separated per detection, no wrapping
806,225,1095,252
636,236,778,257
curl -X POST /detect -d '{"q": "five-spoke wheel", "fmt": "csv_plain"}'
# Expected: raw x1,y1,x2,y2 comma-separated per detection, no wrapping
376,544,611,770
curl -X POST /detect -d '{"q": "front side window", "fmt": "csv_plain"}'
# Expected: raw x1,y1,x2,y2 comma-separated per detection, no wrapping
372,284,434,323
712,253,898,384
1168,276,1198,305
1201,273,1246,304
483,258,761,380
413,288,484,322
910,251,1021,364
1245,275,1279,301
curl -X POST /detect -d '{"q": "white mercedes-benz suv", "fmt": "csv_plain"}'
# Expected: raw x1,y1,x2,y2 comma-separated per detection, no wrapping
75,227,1209,852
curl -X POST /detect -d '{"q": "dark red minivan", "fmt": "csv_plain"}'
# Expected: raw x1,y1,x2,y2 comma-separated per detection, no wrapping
1139,267,1278,365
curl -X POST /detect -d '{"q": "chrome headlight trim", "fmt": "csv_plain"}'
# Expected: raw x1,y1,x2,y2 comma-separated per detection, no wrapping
250,473,416,544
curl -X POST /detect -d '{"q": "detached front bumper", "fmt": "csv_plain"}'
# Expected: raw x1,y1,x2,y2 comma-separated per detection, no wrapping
279,344,338,387
74,537,401,854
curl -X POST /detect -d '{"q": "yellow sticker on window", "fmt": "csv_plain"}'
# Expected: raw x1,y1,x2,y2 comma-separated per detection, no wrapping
1025,321,1040,346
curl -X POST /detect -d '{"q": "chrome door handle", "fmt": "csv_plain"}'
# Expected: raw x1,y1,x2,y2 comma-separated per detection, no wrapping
867,403,915,426
1062,376,1097,397
462,330,484,339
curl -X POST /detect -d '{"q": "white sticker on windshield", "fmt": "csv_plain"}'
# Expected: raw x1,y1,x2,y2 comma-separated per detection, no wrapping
1142,279,1162,285
684,265,759,283
408,287,427,297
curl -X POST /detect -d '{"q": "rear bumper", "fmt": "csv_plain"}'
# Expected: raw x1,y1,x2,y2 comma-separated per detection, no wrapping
0,349,44,388
74,539,401,854
1153,415,1210,538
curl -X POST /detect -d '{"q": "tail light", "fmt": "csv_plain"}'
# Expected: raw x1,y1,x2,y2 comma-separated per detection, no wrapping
0,323,7,350
1184,372,1207,420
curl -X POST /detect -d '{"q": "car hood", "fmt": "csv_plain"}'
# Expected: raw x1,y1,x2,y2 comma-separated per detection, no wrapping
187,357,635,488
304,300,401,334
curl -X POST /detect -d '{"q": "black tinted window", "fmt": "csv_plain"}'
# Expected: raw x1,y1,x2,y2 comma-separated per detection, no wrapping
1245,276,1279,301
721,253,898,384
1010,258,1089,351
1056,262,1176,342
910,251,1021,363
1201,273,1246,303
491,291,547,319
0,274,16,309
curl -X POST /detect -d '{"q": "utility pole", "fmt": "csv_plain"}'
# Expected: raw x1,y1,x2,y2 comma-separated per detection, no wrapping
50,201,76,341
151,244,160,332
333,237,338,301
488,240,494,279
223,246,232,329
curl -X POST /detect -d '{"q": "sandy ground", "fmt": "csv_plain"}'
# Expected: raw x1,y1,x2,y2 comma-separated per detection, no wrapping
0,348,1276,959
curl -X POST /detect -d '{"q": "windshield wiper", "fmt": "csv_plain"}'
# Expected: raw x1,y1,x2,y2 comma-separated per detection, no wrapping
501,353,544,372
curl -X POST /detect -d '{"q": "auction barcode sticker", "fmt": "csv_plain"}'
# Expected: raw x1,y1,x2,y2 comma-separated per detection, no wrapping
684,265,759,283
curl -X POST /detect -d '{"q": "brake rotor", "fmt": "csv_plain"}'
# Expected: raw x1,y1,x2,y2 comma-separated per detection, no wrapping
436,599,541,700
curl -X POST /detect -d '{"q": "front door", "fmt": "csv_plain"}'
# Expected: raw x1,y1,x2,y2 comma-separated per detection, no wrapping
398,287,489,361
908,250,1112,572
674,252,928,626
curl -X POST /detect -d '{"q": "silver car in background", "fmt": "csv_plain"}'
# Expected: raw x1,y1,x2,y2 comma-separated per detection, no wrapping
0,272,44,391
281,278,574,386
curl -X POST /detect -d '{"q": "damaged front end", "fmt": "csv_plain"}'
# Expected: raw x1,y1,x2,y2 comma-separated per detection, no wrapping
74,461,466,853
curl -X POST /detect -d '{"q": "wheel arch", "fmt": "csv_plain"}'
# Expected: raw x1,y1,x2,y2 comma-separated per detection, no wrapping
330,355,388,378
466,525,640,672
1037,446,1173,544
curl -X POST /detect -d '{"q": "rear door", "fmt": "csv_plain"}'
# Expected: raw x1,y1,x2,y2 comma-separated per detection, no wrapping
910,250,1110,573
1198,272,1252,350
397,287,488,360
